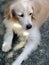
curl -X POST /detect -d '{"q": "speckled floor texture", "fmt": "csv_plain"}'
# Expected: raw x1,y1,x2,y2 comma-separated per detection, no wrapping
0,0,49,65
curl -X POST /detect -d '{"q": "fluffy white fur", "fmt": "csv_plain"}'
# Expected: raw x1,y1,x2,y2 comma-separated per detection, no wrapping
12,27,41,65
2,19,41,65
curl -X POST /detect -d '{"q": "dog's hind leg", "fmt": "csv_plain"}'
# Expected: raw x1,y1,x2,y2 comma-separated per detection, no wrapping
13,27,29,51
13,41,26,51
13,34,27,51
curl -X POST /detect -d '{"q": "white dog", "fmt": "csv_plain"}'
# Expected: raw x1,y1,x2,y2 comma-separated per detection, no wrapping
2,0,49,65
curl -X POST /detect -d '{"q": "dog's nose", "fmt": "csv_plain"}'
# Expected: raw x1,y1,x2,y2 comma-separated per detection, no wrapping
26,24,32,30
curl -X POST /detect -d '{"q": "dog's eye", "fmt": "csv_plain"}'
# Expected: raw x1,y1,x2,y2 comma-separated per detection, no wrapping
29,13,33,15
18,14,24,17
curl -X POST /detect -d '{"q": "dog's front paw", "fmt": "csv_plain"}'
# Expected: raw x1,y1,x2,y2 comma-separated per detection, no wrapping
12,59,22,65
2,42,11,52
12,62,21,65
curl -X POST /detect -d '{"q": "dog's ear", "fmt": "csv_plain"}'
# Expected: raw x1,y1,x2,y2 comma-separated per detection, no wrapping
4,3,12,19
4,3,17,20
31,7,35,20
32,2,41,19
11,9,17,19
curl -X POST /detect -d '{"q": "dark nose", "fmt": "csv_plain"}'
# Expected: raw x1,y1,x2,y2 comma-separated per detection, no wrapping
26,24,32,30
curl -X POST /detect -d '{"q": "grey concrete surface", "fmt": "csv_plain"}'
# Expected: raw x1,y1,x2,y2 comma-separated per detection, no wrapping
0,0,49,65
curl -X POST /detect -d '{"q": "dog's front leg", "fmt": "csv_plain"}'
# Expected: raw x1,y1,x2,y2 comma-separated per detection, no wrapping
2,29,13,52
12,28,41,65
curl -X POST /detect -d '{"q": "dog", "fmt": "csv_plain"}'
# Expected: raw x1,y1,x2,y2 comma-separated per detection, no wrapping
2,0,49,65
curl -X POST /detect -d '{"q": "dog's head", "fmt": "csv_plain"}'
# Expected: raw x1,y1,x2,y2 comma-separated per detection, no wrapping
4,0,41,30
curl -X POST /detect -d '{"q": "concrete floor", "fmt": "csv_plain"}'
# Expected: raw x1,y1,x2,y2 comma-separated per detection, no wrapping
0,0,49,65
